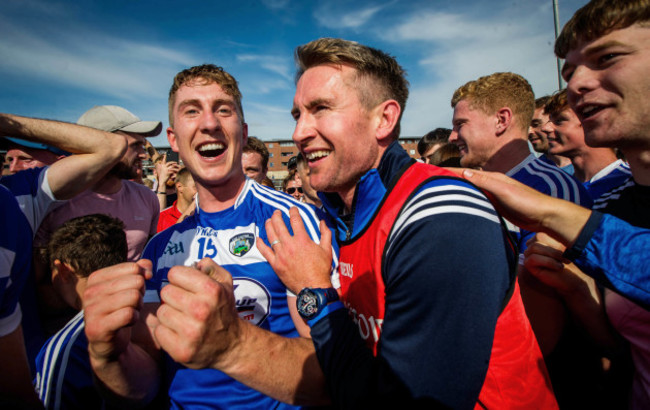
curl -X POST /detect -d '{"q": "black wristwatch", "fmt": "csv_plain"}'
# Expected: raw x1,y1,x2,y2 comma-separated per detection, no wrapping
296,287,339,320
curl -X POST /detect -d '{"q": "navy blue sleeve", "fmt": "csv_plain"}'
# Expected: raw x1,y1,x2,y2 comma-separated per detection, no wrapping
311,179,513,409
567,212,650,307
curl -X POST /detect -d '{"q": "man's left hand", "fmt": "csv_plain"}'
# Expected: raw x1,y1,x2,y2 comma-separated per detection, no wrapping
258,207,333,294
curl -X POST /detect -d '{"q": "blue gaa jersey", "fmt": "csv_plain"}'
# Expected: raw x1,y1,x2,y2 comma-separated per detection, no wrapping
0,185,32,337
507,154,592,252
34,311,100,410
143,179,339,409
583,160,632,202
0,167,60,234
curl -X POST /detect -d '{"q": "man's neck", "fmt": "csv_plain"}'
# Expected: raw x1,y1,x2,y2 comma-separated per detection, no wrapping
196,173,247,213
483,139,531,174
569,148,618,183
623,148,650,186
544,152,572,168
91,175,122,195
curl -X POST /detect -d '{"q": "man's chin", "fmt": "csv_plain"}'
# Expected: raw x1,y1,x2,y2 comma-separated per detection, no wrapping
109,163,139,180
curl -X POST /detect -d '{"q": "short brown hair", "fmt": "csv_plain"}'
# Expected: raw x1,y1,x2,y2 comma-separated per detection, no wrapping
556,0,650,58
544,89,570,119
295,38,409,139
535,96,552,110
47,214,127,278
175,167,193,186
451,72,534,133
168,64,244,127
243,136,269,171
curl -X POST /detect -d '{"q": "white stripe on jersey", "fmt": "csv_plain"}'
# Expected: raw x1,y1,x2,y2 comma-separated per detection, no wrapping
593,177,635,210
526,159,574,200
38,311,85,409
249,182,321,242
387,184,500,256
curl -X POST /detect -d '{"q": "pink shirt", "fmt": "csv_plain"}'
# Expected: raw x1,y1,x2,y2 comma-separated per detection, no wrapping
606,289,650,409
36,180,159,261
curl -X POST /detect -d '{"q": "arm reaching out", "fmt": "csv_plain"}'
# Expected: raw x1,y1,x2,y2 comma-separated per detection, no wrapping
0,113,127,200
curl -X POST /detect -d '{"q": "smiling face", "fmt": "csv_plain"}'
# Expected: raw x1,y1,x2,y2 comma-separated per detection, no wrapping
546,108,586,158
563,24,650,150
528,107,551,153
449,99,497,169
242,151,266,183
291,64,381,206
167,80,247,196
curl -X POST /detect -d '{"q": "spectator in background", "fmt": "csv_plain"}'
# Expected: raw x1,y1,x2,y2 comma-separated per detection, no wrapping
543,89,631,200
157,167,197,232
0,113,126,408
3,138,68,175
282,169,303,202
153,152,181,210
34,214,128,410
287,155,298,173
242,136,269,184
33,105,160,339
296,153,321,207
426,143,461,167
417,128,451,163
529,96,575,175
261,176,276,189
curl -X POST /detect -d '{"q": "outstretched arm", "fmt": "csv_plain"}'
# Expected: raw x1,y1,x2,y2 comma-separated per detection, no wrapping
0,113,127,200
451,168,591,247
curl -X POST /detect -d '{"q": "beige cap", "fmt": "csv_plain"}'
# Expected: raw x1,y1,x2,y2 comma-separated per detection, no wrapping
77,105,162,137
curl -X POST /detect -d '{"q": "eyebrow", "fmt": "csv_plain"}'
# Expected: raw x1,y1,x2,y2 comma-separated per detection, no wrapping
177,98,235,111
562,40,629,78
291,97,331,118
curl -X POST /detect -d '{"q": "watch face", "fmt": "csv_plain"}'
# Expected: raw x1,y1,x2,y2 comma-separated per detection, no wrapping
298,291,319,319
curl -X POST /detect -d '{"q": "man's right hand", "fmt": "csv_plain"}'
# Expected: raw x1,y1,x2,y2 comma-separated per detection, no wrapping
84,260,153,366
155,154,180,187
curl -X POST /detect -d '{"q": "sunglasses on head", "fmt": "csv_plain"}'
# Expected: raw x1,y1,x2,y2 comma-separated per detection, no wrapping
286,187,303,194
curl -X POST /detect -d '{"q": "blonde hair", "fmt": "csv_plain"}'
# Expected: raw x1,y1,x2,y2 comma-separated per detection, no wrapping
451,72,534,133
168,64,244,127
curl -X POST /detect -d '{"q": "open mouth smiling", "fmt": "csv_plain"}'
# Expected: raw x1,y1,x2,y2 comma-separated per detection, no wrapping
197,142,226,158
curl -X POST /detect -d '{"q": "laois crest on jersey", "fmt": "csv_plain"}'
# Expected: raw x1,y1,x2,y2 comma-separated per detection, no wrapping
143,179,339,409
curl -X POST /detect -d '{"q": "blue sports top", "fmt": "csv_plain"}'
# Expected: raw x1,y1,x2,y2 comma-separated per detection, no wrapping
35,311,100,410
143,179,339,409
0,185,32,336
507,154,592,252
584,160,631,201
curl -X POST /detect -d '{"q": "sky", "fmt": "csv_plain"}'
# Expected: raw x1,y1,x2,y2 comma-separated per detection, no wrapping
0,0,589,147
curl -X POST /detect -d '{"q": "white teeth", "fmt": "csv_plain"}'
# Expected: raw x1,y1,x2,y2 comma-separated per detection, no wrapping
198,143,224,151
306,150,330,160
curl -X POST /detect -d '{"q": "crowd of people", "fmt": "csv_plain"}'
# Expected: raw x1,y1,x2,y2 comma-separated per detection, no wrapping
1,0,649,408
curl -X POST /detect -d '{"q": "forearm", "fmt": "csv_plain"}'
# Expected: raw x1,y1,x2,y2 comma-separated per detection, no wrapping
90,343,161,406
216,320,329,405
539,196,592,248
1,113,127,199
558,264,621,352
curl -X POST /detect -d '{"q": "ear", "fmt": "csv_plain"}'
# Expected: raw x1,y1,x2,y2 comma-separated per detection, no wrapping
51,259,76,283
167,127,179,152
242,122,248,146
495,107,513,136
374,100,401,142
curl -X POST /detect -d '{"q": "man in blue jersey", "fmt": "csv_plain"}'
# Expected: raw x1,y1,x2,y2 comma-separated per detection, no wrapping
0,113,126,407
542,89,630,200
529,96,574,175
35,214,128,410
83,64,337,408
103,39,558,408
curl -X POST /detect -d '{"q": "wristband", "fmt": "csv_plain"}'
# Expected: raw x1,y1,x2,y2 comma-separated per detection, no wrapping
307,301,344,327
156,191,166,195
